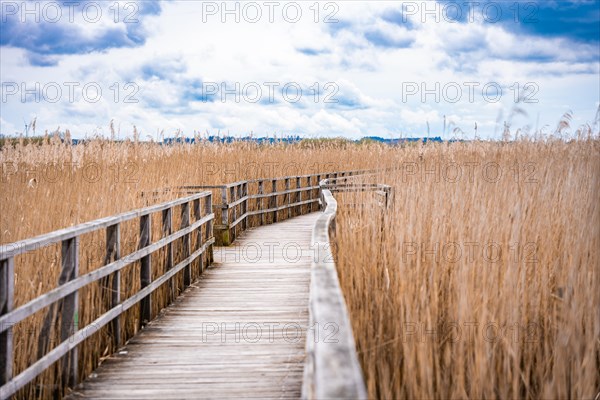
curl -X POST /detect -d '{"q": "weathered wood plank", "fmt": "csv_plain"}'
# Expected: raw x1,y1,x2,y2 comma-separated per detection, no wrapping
3,170,383,399
60,237,79,387
0,192,211,259
181,202,191,286
105,224,121,350
161,208,175,304
0,238,215,399
303,184,367,400
285,178,291,218
67,213,319,399
0,257,14,385
139,214,152,328
271,179,278,223
204,194,213,264
258,179,265,226
0,214,214,333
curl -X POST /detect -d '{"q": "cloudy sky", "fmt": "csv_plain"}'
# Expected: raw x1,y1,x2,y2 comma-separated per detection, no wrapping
1,0,599,139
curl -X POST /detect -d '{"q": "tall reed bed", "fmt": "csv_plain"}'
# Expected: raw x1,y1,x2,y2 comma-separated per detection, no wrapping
0,138,391,398
335,139,600,399
2,138,598,399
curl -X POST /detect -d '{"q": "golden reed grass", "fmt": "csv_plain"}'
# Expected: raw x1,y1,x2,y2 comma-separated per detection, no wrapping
0,138,386,398
335,139,600,399
1,137,598,399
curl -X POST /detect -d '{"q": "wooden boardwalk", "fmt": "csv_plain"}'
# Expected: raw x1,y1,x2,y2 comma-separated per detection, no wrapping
67,213,319,399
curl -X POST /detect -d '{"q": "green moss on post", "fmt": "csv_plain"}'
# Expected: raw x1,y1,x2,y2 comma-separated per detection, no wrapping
220,228,231,246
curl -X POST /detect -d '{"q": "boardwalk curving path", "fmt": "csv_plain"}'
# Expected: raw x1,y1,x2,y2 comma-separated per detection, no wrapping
67,213,320,399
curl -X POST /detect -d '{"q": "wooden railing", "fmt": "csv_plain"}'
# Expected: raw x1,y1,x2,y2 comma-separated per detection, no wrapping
302,176,389,400
157,169,385,245
144,171,390,398
0,192,215,399
178,176,317,245
0,168,391,399
322,176,393,208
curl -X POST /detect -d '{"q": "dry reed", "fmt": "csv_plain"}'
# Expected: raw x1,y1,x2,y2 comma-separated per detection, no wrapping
335,139,600,399
0,138,389,398
1,137,598,399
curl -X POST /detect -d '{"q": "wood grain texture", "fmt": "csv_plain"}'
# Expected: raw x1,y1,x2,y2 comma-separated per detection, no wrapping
302,183,367,400
67,213,319,400
0,192,212,259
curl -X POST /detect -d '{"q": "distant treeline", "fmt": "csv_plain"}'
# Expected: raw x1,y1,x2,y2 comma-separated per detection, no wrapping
0,134,445,148
160,135,444,145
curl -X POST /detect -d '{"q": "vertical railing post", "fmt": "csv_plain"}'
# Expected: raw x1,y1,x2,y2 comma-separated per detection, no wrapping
320,178,326,211
0,257,14,385
162,208,174,302
181,202,191,287
105,224,121,349
236,184,242,231
316,175,322,210
205,194,214,264
285,178,291,219
193,198,202,278
60,237,79,387
139,214,152,328
237,183,246,231
230,186,237,243
258,180,265,226
296,176,302,216
271,179,278,223
244,182,249,229
220,187,229,246
308,176,313,213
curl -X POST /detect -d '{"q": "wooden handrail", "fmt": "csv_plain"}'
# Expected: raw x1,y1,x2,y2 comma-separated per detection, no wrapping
1,168,390,398
302,178,368,400
0,192,212,259
0,192,215,398
160,168,388,245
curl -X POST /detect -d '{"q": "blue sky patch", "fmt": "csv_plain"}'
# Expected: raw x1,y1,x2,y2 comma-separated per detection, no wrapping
297,47,330,56
436,0,600,45
0,0,161,66
364,30,414,48
0,0,598,139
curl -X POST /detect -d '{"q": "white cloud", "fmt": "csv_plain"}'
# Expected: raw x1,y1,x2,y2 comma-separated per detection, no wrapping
400,108,441,126
1,1,598,139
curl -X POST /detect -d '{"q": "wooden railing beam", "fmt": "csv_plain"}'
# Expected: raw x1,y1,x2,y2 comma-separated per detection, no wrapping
181,202,191,287
0,257,14,385
106,224,121,350
0,192,215,399
205,195,213,264
0,169,388,398
242,182,248,230
220,187,230,245
193,198,203,278
60,236,79,387
285,178,291,219
162,208,174,303
271,179,278,223
139,215,152,328
258,180,265,226
303,178,367,400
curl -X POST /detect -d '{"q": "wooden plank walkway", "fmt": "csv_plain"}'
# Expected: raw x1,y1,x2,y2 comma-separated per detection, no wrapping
67,213,320,399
